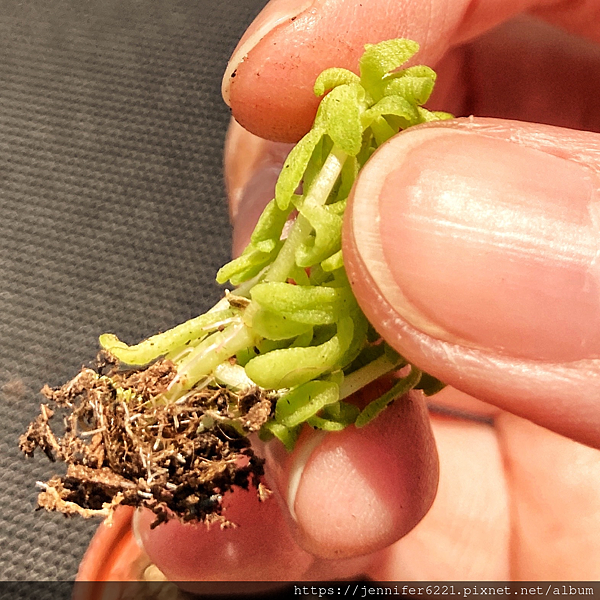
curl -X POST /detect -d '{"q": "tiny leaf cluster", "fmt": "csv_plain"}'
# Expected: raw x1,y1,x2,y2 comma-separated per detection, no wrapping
100,39,449,450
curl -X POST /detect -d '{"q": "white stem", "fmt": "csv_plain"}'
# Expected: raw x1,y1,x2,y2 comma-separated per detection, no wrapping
339,353,403,400
214,362,258,392
265,145,347,283
165,321,256,399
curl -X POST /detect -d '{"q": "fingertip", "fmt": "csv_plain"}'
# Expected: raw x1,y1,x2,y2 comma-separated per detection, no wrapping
224,0,540,142
367,409,511,580
134,488,313,581
228,0,439,142
285,391,438,559
222,0,314,109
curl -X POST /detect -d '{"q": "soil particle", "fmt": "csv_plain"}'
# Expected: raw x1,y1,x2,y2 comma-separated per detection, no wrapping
20,352,274,527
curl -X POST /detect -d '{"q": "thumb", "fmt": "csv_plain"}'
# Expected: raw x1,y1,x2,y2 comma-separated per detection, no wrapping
344,117,600,449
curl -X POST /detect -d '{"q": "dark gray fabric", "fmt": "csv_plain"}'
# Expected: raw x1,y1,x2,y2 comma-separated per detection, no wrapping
0,0,267,580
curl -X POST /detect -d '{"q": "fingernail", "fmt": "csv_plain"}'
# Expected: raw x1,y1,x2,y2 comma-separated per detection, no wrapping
261,428,326,522
352,127,600,362
222,0,313,105
285,431,327,521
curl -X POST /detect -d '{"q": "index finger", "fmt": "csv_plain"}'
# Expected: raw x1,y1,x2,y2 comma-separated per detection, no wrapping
223,0,600,142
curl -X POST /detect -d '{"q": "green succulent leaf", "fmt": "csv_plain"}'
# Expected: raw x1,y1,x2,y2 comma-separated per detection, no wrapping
302,136,330,194
247,307,313,341
370,115,398,145
360,38,419,99
389,64,436,81
314,68,360,97
320,250,344,272
307,400,360,430
216,244,277,285
339,307,369,368
414,371,447,396
99,307,237,365
362,94,420,130
355,365,422,428
417,107,454,122
250,282,355,325
99,37,450,453
250,198,290,245
315,83,364,156
275,127,324,210
295,202,343,267
260,421,301,451
382,75,435,106
244,317,353,389
336,157,358,201
275,380,340,428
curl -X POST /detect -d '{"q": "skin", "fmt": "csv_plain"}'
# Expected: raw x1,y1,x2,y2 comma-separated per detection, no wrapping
135,0,600,582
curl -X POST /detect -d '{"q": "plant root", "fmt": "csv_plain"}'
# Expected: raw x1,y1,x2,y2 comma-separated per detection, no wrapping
19,353,274,528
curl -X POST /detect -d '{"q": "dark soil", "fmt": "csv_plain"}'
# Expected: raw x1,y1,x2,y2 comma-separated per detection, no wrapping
19,352,273,528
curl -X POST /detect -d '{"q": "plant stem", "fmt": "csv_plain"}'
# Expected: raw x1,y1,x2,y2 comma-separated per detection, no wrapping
355,365,422,428
213,362,259,391
265,145,347,283
158,147,349,403
165,320,257,400
339,353,404,400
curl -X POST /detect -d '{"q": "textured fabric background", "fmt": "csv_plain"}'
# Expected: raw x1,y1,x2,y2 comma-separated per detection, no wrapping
0,0,267,581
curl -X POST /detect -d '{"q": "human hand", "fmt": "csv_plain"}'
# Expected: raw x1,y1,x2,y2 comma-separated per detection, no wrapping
134,0,600,583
